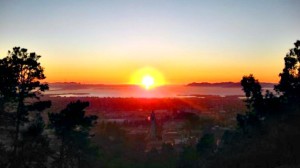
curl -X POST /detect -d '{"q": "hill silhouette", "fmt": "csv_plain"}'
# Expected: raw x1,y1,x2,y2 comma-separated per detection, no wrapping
187,82,275,88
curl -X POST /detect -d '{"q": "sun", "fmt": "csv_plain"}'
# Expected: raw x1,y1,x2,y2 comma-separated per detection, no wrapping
142,75,154,89
130,67,166,89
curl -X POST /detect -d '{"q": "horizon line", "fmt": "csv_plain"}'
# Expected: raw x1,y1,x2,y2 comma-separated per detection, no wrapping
46,81,277,85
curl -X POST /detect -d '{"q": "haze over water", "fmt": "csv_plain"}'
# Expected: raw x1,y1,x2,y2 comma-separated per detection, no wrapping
46,84,273,98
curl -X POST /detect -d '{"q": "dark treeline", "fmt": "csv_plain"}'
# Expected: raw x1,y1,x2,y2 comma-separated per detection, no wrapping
1,40,300,168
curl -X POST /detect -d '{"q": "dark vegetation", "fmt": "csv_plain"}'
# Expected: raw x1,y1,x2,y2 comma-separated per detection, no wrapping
207,40,300,168
0,40,300,167
0,48,97,168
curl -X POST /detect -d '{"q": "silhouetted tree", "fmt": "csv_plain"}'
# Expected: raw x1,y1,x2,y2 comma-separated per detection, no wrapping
237,75,263,129
0,47,51,167
18,118,53,168
275,40,300,102
206,41,300,168
0,53,18,121
0,53,18,99
48,100,98,168
241,74,264,115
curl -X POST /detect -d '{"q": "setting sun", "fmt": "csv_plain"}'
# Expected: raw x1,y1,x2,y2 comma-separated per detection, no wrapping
142,75,154,89
130,67,166,88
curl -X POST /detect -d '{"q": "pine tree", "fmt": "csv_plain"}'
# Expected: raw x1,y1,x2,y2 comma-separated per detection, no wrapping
0,47,51,167
48,100,98,168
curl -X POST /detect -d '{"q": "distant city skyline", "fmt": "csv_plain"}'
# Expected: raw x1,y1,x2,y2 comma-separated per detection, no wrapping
1,0,300,84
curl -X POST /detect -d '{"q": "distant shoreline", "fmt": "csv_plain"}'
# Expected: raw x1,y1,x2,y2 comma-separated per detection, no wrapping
48,82,276,88
45,82,275,98
186,82,275,88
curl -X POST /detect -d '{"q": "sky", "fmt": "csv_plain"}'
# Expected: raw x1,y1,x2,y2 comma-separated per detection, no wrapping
0,0,300,84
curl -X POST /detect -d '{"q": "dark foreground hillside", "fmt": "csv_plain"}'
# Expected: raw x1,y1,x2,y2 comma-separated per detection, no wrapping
206,107,300,168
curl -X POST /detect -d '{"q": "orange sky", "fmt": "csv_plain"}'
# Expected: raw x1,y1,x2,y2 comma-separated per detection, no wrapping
40,48,284,84
1,1,299,84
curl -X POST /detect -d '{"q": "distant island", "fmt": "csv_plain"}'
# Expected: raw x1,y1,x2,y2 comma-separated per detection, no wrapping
48,82,276,89
187,82,275,88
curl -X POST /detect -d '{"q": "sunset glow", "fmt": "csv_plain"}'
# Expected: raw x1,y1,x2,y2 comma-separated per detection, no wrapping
1,1,300,167
0,1,299,84
130,67,166,87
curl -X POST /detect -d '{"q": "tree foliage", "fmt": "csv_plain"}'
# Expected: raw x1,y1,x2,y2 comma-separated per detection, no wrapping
0,47,51,167
1,47,101,168
241,74,264,115
48,100,98,168
237,75,264,129
276,40,300,102
209,40,300,168
0,47,50,125
0,47,49,98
